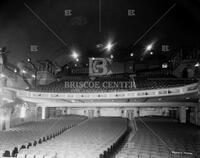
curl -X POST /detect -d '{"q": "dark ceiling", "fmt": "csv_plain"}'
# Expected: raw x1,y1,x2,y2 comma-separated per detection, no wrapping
0,0,200,66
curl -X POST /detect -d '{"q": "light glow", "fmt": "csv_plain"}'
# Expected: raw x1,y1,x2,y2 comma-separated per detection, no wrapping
71,51,79,59
162,63,168,69
130,53,134,57
0,73,5,78
20,106,26,118
110,54,114,59
22,70,27,74
27,58,31,62
104,41,115,52
145,43,153,51
32,74,36,78
195,62,200,67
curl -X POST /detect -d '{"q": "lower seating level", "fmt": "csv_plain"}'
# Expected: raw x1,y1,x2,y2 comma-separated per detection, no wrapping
17,117,129,158
116,116,200,158
141,117,200,157
0,115,87,157
1,116,200,158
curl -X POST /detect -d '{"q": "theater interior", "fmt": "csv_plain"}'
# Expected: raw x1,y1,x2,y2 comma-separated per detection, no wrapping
0,0,200,158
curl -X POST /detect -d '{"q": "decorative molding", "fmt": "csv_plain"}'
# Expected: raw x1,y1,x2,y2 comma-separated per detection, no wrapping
11,83,198,100
36,102,197,108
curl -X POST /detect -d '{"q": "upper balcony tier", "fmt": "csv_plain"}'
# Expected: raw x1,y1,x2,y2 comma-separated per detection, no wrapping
28,75,197,93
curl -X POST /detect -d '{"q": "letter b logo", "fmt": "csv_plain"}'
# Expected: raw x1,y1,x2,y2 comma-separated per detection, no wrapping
89,58,112,76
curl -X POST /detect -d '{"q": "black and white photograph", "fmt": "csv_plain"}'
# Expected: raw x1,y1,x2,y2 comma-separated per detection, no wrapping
0,0,200,157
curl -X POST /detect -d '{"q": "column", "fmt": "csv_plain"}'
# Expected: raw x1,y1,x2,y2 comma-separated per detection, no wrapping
121,108,125,118
137,107,140,117
5,112,11,131
194,106,198,125
0,109,7,131
67,108,71,115
96,107,101,117
176,108,179,120
35,106,38,121
179,106,186,123
197,102,200,126
61,108,65,115
88,109,94,118
41,106,46,120
0,101,12,131
0,109,4,131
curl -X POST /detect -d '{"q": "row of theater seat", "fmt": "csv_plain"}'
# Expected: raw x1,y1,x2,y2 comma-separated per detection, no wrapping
17,117,129,158
30,76,196,93
116,117,200,158
116,117,170,158
0,115,86,158
141,117,200,157
31,76,132,93
134,78,196,90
